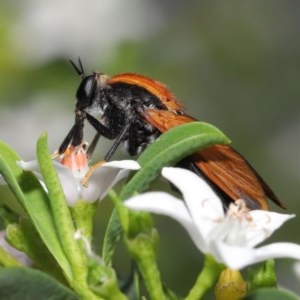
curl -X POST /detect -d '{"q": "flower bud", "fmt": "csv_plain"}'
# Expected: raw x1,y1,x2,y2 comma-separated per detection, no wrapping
214,269,247,300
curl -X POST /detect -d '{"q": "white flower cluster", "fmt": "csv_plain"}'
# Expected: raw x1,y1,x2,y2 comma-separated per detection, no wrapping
9,143,300,270
125,167,300,270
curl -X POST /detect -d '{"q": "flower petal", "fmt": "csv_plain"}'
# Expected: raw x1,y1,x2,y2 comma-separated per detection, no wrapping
245,211,295,247
17,160,44,182
125,192,208,252
210,240,259,269
17,159,71,185
18,159,82,206
210,240,300,270
102,160,140,170
253,242,300,265
17,160,40,172
81,160,140,202
162,167,224,240
54,165,81,206
16,159,47,190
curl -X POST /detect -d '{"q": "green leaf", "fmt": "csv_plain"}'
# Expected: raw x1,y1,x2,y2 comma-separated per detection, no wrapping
36,135,109,300
36,134,86,277
120,121,230,199
103,122,229,265
0,140,72,279
243,288,299,300
0,267,78,300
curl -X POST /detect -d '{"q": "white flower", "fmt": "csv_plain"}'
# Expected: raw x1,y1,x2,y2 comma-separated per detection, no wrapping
125,167,300,270
16,143,140,206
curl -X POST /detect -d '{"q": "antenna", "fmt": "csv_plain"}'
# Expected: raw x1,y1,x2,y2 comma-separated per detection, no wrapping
69,57,85,78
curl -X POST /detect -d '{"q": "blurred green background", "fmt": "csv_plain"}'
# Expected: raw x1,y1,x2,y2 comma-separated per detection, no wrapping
0,0,299,298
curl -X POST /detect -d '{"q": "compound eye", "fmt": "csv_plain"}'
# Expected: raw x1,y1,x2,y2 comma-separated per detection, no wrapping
76,75,95,109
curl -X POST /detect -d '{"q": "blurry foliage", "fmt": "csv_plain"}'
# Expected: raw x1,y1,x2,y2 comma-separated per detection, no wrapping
0,1,299,297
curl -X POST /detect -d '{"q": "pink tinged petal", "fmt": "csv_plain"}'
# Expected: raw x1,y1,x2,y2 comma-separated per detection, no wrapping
124,192,208,253
210,241,300,270
162,167,224,240
81,160,140,202
245,211,295,248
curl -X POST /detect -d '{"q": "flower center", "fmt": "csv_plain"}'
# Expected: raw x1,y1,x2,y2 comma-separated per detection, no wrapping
60,143,89,178
227,199,253,222
212,199,254,246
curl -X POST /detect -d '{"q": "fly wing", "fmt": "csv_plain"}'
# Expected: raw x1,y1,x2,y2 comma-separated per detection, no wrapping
141,109,196,130
191,145,285,210
142,109,285,210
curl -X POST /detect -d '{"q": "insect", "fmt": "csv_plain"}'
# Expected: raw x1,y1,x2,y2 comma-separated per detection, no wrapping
59,59,286,211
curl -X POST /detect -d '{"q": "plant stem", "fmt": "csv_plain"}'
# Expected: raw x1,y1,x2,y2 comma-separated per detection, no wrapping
70,201,97,242
125,230,165,300
185,255,224,300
